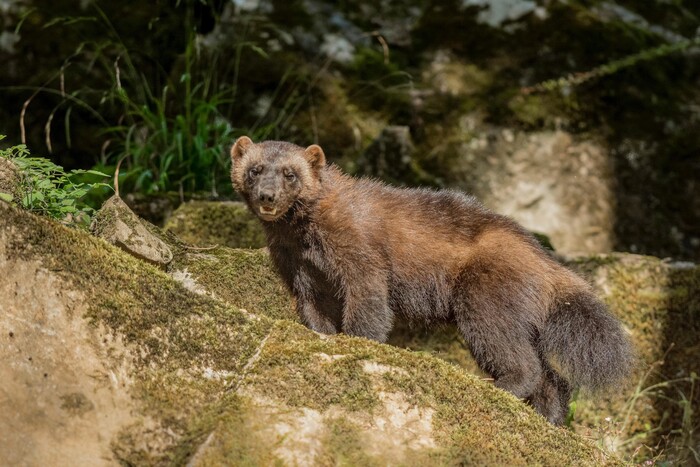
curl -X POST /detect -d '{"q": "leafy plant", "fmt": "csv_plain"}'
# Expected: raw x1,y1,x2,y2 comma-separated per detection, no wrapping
14,4,307,198
99,30,240,196
0,136,110,227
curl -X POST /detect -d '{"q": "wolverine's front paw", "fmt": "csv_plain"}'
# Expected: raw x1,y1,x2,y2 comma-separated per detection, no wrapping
342,320,392,343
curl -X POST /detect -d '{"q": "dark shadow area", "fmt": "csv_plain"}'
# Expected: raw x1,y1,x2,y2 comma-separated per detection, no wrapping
656,264,700,464
387,321,482,376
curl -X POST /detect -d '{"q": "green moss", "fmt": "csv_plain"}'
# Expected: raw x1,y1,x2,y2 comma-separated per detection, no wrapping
568,254,700,462
319,417,384,466
164,201,266,249
246,321,379,412
2,202,622,464
167,389,298,466
243,320,616,466
507,93,570,129
171,246,295,321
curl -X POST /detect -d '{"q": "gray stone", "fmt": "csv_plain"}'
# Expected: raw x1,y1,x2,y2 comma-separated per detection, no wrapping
91,195,173,267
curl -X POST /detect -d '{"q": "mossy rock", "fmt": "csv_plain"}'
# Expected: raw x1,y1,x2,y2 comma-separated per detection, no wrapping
164,200,266,249
0,202,619,465
172,205,698,464
169,245,295,322
567,254,700,463
92,195,174,267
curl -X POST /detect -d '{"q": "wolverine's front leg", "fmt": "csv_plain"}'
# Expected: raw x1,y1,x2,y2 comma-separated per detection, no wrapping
293,267,341,335
296,298,339,334
341,271,393,342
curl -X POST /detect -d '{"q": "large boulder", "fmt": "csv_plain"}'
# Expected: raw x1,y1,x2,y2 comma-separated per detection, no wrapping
171,204,699,464
0,202,617,465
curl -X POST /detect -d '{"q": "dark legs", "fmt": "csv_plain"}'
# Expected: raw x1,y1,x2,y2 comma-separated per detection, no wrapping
454,299,571,425
527,364,572,425
341,274,393,342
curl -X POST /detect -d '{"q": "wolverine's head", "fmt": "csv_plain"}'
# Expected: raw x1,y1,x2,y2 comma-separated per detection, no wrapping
230,137,326,222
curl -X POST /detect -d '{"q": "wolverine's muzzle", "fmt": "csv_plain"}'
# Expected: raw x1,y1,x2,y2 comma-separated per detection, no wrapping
253,184,285,221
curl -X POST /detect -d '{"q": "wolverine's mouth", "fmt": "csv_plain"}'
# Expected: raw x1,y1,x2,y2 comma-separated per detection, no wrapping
259,206,277,216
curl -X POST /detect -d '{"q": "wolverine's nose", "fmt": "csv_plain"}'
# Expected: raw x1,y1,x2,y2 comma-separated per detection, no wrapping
259,191,275,203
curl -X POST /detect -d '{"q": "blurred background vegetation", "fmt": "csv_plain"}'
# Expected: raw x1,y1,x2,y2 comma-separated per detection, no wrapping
1,0,699,262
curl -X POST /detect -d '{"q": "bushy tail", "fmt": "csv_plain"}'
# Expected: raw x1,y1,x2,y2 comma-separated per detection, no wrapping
539,291,634,391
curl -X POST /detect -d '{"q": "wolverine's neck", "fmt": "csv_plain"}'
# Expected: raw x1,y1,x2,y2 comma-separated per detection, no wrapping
261,198,316,243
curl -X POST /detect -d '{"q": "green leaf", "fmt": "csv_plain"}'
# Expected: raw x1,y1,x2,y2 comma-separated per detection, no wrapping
70,188,89,199
37,179,54,190
249,45,269,59
83,169,110,177
0,192,13,202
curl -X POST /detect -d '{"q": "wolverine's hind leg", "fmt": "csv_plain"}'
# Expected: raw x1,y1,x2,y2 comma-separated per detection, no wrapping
527,362,572,425
454,306,543,400
452,268,544,401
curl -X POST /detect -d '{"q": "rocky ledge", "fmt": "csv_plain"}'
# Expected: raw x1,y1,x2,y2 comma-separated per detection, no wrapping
2,196,698,465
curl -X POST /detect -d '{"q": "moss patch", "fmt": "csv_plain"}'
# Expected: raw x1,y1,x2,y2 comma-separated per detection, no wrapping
171,246,295,321
567,254,700,463
164,201,266,249
1,202,624,464
181,317,617,465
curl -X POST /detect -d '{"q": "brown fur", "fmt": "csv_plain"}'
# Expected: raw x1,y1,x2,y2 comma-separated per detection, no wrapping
230,137,633,424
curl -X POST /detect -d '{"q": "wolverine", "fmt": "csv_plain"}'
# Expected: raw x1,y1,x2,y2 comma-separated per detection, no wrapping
230,136,633,425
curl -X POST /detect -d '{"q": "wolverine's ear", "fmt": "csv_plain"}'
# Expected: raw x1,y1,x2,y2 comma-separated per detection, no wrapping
304,144,326,170
231,136,253,162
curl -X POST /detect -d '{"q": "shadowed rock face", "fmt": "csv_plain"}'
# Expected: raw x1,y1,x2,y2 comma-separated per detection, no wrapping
0,201,618,466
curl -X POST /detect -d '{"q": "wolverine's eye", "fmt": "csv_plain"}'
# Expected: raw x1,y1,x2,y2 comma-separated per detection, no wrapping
284,171,296,182
248,166,262,178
